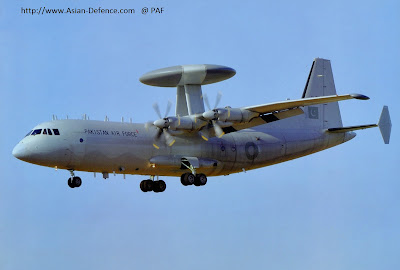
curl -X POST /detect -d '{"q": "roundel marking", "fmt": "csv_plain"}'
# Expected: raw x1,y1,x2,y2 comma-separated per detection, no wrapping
245,142,259,160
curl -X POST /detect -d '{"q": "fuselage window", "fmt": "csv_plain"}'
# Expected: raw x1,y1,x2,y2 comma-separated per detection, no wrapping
43,129,47,135
31,129,42,135
48,129,53,135
25,130,32,137
53,129,60,135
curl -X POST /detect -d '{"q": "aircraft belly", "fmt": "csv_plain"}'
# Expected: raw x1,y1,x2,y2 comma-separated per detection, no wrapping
283,130,319,157
254,132,287,166
231,131,286,172
212,135,237,175
165,138,223,176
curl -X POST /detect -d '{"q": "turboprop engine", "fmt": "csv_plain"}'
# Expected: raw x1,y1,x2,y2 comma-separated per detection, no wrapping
202,107,258,123
154,115,207,131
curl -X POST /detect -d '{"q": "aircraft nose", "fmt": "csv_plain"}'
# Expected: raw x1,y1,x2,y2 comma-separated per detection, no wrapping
12,142,29,161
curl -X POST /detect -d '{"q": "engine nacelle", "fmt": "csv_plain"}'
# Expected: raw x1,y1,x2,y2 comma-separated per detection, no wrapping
203,108,258,123
168,116,207,131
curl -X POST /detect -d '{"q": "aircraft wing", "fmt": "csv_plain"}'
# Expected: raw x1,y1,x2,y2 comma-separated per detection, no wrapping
241,93,369,114
220,107,304,134
214,93,369,135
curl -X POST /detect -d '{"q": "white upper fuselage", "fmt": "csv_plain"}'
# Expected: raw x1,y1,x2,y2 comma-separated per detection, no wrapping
12,118,355,177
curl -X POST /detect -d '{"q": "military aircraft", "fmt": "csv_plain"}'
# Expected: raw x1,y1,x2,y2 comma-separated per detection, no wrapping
12,58,391,193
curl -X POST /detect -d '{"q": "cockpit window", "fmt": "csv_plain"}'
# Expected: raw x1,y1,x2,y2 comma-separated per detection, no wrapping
48,129,53,135
43,129,47,135
25,130,32,137
31,129,42,135
53,129,60,135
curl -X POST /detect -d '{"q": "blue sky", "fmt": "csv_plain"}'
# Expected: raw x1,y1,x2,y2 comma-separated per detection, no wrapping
1,0,399,269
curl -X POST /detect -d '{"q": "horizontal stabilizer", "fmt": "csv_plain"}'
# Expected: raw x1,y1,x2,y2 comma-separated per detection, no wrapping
327,106,391,144
327,124,377,133
378,106,391,144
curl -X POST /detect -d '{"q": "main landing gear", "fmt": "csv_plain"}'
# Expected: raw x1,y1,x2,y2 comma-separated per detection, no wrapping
179,158,208,187
67,170,82,188
181,173,207,186
140,173,207,193
140,177,166,193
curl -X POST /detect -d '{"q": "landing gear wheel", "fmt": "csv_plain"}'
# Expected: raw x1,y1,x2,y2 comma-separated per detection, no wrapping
72,177,82,187
68,178,74,188
153,180,166,193
145,180,153,191
140,179,154,192
181,173,195,186
194,174,207,186
68,176,82,188
140,180,147,192
180,174,188,186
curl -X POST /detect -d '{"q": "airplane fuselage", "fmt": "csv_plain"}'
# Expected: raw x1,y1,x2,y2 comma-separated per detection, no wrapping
13,119,354,177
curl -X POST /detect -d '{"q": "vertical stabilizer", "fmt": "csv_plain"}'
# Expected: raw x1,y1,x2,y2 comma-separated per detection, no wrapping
302,58,343,129
378,106,391,144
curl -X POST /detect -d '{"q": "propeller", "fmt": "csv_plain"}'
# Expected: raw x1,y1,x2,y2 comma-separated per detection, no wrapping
203,91,222,113
153,101,172,120
202,92,225,139
146,101,176,148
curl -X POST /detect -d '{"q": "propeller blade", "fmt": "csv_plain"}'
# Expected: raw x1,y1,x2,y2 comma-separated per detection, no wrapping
153,143,160,149
153,103,162,119
164,130,176,146
212,120,225,138
199,131,209,141
203,94,211,110
155,128,163,140
214,92,222,109
145,121,153,131
165,100,172,118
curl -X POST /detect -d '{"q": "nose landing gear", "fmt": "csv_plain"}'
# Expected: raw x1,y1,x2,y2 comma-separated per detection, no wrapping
67,170,82,188
68,177,82,188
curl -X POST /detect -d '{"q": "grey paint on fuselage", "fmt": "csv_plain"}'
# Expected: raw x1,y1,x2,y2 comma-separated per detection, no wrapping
13,115,354,178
